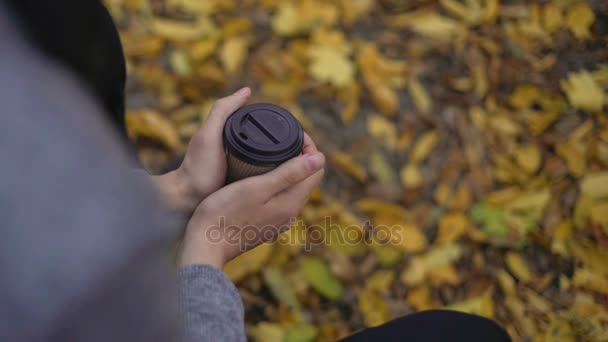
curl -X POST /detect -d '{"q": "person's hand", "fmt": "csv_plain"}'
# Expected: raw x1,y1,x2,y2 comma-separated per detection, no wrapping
152,87,251,214
179,134,325,269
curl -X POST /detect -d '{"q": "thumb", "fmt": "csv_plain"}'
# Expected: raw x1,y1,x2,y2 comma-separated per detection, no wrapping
203,87,251,134
257,152,325,196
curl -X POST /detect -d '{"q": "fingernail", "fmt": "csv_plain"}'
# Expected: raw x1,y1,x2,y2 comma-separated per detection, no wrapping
305,153,323,171
233,87,249,97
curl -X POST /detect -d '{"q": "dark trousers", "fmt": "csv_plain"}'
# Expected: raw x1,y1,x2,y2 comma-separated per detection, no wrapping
342,310,510,342
7,1,511,340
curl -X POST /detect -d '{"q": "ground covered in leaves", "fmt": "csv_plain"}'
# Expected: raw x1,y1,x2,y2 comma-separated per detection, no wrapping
106,0,608,340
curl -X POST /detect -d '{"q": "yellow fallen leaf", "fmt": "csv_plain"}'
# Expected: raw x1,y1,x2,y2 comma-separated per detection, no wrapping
484,0,500,23
581,172,608,200
505,252,533,283
249,322,285,342
505,189,550,236
355,198,408,221
220,36,250,74
446,290,495,318
400,243,463,286
126,109,182,150
410,131,439,163
451,182,472,210
436,212,470,244
405,13,462,40
330,151,368,182
570,243,608,276
505,296,537,338
339,0,374,25
408,78,432,113
391,222,428,252
440,0,479,24
590,201,608,234
543,3,563,33
311,28,352,55
272,0,338,36
284,324,318,342
560,71,606,112
551,220,573,256
301,257,343,300
365,270,395,294
167,0,230,14
400,163,423,189
509,85,541,109
169,49,192,77
189,38,218,61
428,264,461,286
357,43,407,115
370,84,399,115
222,17,252,38
556,140,586,176
566,2,595,40
406,286,438,310
367,115,397,149
369,150,396,183
515,144,542,174
496,269,516,296
339,83,360,124
271,2,299,35
225,243,274,282
150,17,218,41
370,241,403,267
309,45,355,87
358,288,390,327
572,268,608,296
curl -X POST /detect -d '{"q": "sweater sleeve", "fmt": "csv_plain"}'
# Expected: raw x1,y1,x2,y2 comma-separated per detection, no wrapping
177,265,247,342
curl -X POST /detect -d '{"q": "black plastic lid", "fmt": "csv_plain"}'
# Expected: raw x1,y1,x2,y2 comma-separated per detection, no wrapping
223,103,304,166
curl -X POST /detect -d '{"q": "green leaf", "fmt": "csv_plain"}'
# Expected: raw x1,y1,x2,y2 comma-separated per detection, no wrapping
263,267,301,310
471,202,509,242
284,323,318,342
301,256,343,300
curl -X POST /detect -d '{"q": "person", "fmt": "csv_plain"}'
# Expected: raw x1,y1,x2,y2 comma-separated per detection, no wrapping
0,0,511,341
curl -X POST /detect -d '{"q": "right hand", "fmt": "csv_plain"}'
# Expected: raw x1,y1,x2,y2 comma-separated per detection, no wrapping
178,134,325,269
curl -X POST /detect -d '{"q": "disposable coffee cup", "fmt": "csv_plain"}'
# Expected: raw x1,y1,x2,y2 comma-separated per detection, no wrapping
223,103,304,183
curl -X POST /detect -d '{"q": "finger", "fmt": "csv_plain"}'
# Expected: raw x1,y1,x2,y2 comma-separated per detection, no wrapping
203,87,251,134
302,132,319,155
254,152,325,197
268,168,324,210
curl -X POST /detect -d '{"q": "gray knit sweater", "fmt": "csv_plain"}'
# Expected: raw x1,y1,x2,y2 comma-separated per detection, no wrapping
0,6,245,342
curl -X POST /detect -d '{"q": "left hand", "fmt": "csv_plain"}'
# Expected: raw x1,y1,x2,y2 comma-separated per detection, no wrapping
153,87,251,214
